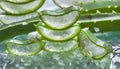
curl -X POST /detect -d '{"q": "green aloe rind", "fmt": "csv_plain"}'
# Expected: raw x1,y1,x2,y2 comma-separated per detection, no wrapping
36,24,81,42
53,0,120,14
6,32,43,56
39,6,80,29
0,0,45,15
80,1,120,15
78,28,113,60
44,39,78,52
6,0,33,4
78,14,120,32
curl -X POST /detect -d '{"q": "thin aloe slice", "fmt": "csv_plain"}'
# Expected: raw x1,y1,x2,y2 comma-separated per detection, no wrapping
44,39,77,52
39,6,80,29
0,0,45,15
6,32,43,56
36,25,81,41
6,0,32,4
53,0,81,8
79,28,113,60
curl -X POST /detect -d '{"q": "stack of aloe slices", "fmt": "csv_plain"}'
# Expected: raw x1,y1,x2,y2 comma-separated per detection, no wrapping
0,0,113,60
36,6,81,52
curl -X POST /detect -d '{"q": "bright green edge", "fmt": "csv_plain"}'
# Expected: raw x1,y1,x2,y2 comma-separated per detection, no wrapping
6,0,33,4
36,24,81,42
43,39,78,53
6,41,43,56
39,11,81,30
80,30,113,60
0,0,45,15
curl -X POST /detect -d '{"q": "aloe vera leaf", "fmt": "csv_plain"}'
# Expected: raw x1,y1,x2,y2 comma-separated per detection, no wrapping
78,28,113,60
44,39,77,52
0,20,39,42
6,32,43,56
0,0,45,15
78,14,120,32
6,0,33,4
39,6,80,29
0,12,39,24
80,1,120,14
36,25,81,41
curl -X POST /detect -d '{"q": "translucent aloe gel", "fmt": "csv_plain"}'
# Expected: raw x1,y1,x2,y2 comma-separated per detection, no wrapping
1,0,120,69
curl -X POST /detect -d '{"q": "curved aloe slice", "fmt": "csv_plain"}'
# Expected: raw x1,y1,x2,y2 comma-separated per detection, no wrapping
6,0,32,3
39,6,80,29
6,32,43,56
0,0,45,15
79,28,113,60
36,25,81,41
44,39,77,52
53,0,81,8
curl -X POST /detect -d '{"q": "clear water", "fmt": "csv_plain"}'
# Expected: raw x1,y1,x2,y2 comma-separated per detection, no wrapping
95,31,120,69
1,31,119,69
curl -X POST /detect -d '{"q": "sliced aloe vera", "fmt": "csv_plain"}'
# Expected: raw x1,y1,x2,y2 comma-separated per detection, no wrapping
39,6,80,29
53,0,81,8
44,39,77,52
36,25,81,41
0,0,45,15
79,28,113,60
6,33,43,56
6,0,32,3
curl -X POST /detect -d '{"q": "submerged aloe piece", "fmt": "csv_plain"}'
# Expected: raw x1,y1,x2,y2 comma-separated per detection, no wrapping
44,39,77,52
78,28,113,60
6,32,43,56
0,0,45,15
39,6,80,29
6,0,32,3
36,24,81,41
0,12,39,24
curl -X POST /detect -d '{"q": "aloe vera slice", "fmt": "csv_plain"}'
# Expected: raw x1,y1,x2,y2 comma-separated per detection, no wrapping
0,0,45,15
44,39,77,52
6,32,43,56
7,0,32,3
36,25,81,41
79,28,113,60
39,6,80,29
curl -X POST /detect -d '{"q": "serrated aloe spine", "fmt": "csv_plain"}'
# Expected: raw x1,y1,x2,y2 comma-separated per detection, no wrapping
53,0,120,14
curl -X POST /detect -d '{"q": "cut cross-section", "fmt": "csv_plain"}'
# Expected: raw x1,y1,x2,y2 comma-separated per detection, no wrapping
6,33,43,56
78,28,113,60
0,0,45,15
36,25,81,41
44,39,77,52
39,6,80,29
